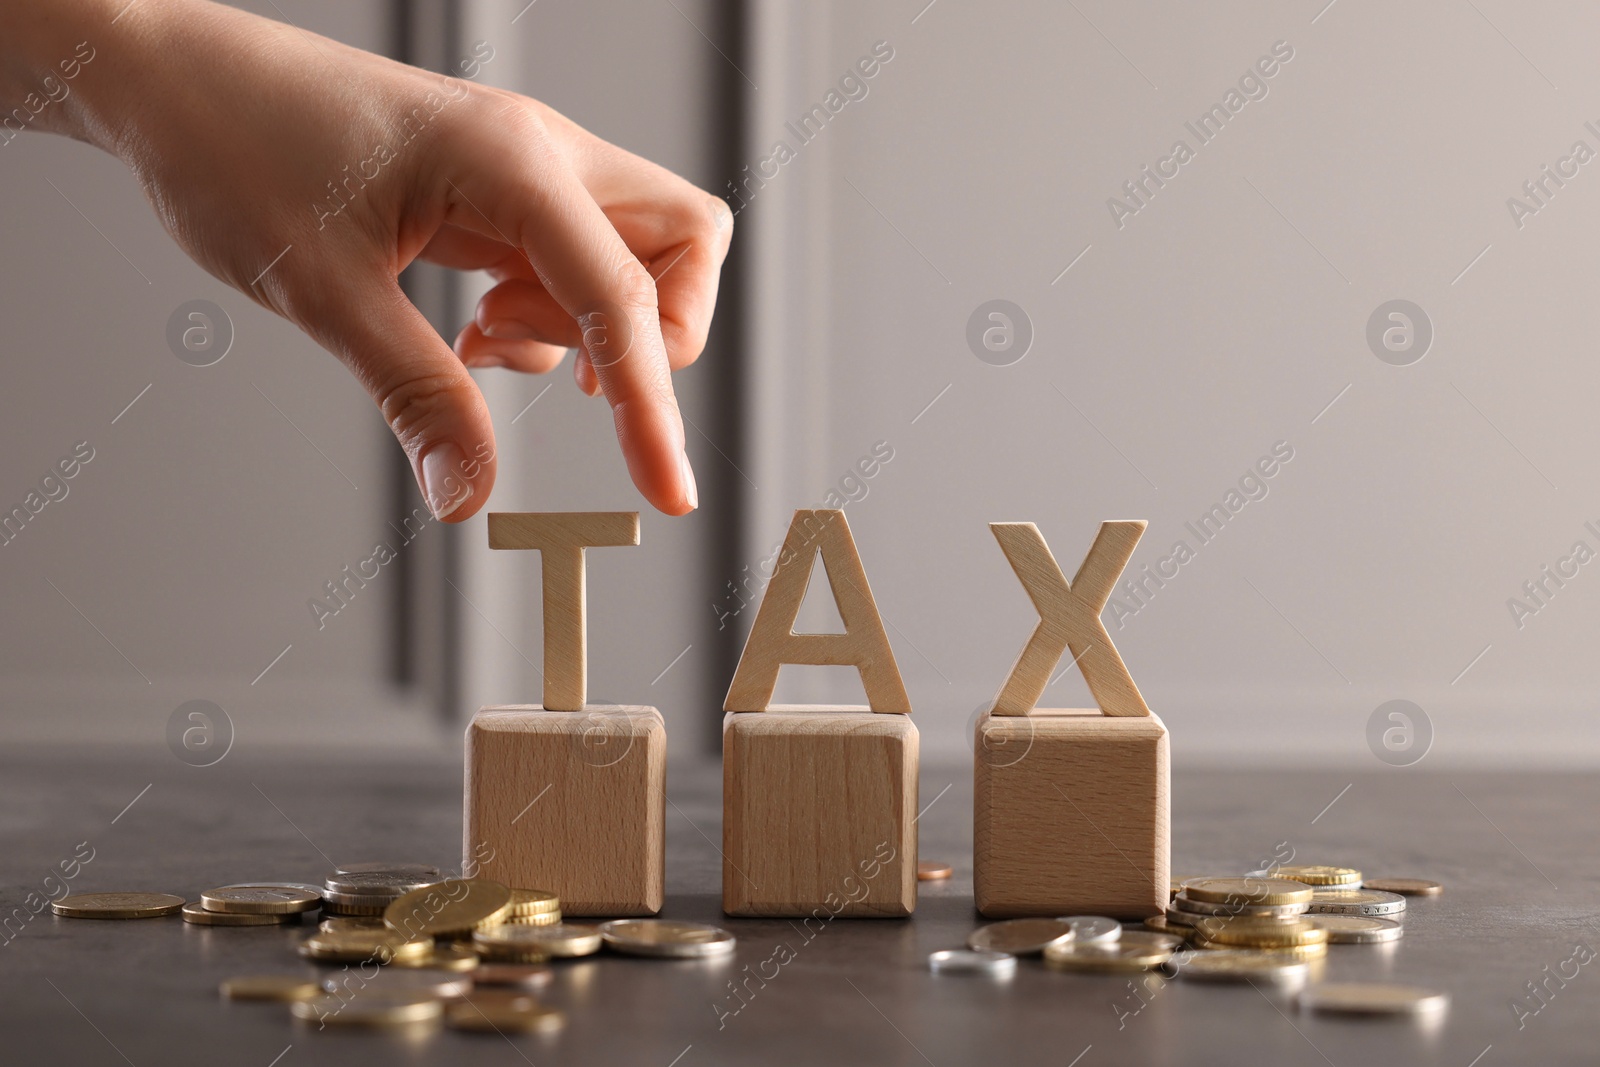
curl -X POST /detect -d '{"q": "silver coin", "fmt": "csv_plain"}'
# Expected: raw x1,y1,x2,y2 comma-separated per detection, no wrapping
928,949,1017,976
597,920,736,959
1307,915,1404,944
324,867,443,897
1173,893,1309,918
323,968,472,999
1297,982,1448,1016
1058,916,1122,944
967,918,1075,955
333,862,445,879
1304,889,1407,917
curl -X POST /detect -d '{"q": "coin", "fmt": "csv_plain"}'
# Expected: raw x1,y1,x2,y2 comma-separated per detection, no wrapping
384,879,512,940
928,949,1017,976
51,892,186,919
392,943,481,972
445,997,565,1033
320,899,388,917
1307,915,1404,944
1172,892,1309,919
325,864,444,895
1297,982,1449,1016
508,910,563,927
1362,878,1442,897
291,990,444,1027
474,923,602,959
201,886,321,915
326,968,473,999
1274,865,1362,887
320,916,387,933
1304,889,1406,917
1143,915,1189,937
1164,906,1203,927
1173,949,1311,983
508,889,561,918
1056,916,1121,943
966,918,1075,955
598,919,737,959
218,881,326,899
298,929,431,964
219,975,322,1001
1043,931,1176,972
1191,938,1330,960
473,963,554,990
1183,878,1315,906
1191,917,1329,949
917,862,953,882
182,901,295,927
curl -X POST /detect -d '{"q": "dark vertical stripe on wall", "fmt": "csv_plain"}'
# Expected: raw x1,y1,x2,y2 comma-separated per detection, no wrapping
702,0,751,753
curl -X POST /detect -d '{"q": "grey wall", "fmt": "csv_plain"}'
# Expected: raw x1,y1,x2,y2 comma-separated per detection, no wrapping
738,0,1600,766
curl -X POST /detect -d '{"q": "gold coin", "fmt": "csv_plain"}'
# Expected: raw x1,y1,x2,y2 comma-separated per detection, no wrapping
200,886,321,915
508,910,563,927
473,963,554,989
182,901,296,927
966,918,1075,955
320,916,387,933
1174,949,1311,983
917,861,953,882
1182,878,1314,906
298,929,431,964
385,879,512,940
219,975,322,1001
326,968,472,999
1143,915,1190,937
1273,866,1362,887
1297,982,1449,1016
597,919,737,959
321,899,388,917
51,892,185,919
1362,878,1442,897
1308,915,1404,944
475,922,601,959
445,998,565,1034
1191,917,1328,948
508,889,561,918
1192,937,1328,959
391,942,481,972
1043,931,1174,972
1172,892,1308,919
291,991,444,1027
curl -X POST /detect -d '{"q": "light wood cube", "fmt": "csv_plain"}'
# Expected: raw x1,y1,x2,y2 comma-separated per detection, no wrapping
464,705,665,916
974,708,1168,919
722,708,918,918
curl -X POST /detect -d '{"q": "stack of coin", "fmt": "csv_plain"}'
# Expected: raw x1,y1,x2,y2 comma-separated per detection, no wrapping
1273,865,1362,888
51,892,186,920
322,863,444,917
505,888,563,927
473,922,601,962
183,885,320,927
597,919,737,959
1164,877,1313,929
1188,916,1330,957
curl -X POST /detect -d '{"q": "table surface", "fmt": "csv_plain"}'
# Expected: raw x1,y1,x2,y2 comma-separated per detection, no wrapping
1,746,1594,1066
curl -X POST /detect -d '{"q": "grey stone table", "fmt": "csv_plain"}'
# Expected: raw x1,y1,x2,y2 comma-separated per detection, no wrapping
2,745,1595,1066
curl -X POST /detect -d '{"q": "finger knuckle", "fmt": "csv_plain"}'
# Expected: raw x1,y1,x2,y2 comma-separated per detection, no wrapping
377,370,469,444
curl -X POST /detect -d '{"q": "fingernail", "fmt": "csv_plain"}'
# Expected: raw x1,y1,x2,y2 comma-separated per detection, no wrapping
482,318,542,341
421,442,473,520
679,449,698,511
465,353,509,369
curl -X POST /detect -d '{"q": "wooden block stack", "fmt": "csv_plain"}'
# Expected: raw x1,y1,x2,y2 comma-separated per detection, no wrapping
721,510,918,918
972,520,1170,919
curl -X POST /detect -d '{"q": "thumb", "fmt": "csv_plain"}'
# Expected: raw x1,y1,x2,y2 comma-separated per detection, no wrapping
301,275,497,522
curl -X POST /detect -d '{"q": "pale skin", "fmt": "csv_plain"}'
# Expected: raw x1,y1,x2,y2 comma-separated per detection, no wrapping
0,0,732,520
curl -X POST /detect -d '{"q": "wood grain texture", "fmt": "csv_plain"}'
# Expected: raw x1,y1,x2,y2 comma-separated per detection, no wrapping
487,512,639,711
464,705,664,916
973,708,1168,918
990,521,1151,717
722,707,917,917
724,510,911,714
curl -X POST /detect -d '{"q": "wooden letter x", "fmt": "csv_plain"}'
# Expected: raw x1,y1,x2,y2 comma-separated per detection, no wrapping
724,509,911,713
488,512,640,712
990,520,1150,717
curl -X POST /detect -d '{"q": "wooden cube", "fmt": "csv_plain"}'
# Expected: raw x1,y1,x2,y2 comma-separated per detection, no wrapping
464,705,665,916
722,708,918,918
974,707,1168,919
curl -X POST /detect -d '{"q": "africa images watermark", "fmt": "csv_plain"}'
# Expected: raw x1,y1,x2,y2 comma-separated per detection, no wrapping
723,40,895,218
1110,440,1295,629
1106,39,1296,229
0,39,96,148
312,41,497,230
1505,123,1600,231
0,440,96,548
1504,521,1600,631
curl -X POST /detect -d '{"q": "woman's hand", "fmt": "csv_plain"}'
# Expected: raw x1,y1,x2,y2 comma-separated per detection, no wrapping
2,0,731,519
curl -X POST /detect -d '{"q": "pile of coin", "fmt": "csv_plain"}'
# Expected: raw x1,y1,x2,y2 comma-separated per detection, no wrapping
941,865,1447,1019
52,862,738,1035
